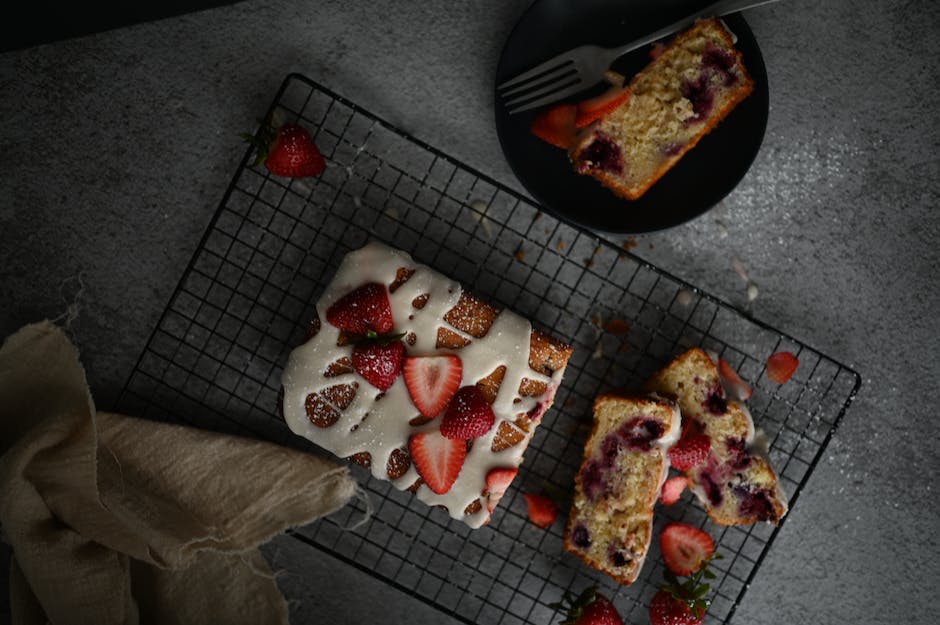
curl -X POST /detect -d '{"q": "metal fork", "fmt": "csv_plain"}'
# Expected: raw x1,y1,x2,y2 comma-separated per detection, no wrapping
497,0,781,114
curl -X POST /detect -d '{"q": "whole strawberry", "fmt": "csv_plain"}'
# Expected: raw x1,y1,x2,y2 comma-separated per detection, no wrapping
242,121,325,178
551,586,623,625
649,589,704,625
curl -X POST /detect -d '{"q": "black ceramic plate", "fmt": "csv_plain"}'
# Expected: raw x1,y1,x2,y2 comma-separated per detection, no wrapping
494,0,769,235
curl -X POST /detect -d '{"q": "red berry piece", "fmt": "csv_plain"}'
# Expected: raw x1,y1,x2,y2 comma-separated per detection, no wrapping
551,586,624,625
325,282,394,335
243,122,325,178
717,358,752,401
523,493,558,529
659,522,715,576
660,475,689,506
409,431,466,495
351,340,404,391
649,589,704,625
440,386,495,440
484,467,518,512
575,85,631,128
403,355,463,418
667,434,711,472
766,351,799,384
530,103,578,149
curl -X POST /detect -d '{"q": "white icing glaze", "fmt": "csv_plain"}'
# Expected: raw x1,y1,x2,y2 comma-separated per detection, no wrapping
281,241,566,528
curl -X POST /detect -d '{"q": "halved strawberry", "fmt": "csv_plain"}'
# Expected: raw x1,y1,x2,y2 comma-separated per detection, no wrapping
325,283,394,335
667,434,710,471
718,358,753,401
660,475,689,506
440,386,495,440
522,493,558,528
575,85,631,128
351,340,404,390
484,467,518,512
403,355,463,418
659,522,714,576
409,431,466,495
530,103,578,149
766,351,799,384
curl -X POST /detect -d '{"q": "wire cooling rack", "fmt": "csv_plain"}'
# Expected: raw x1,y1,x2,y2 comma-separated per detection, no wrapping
116,73,860,625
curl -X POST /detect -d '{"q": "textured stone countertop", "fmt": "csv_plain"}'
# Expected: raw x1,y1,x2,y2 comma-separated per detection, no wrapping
1,1,938,624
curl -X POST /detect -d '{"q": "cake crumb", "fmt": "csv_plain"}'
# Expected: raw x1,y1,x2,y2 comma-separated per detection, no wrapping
676,289,694,306
514,243,526,261
556,238,565,251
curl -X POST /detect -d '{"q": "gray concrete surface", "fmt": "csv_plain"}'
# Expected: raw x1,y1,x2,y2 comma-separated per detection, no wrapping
1,0,938,623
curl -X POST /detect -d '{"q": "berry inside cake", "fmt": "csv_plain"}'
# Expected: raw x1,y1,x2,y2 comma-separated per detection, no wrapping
279,241,572,528
570,17,754,200
564,393,680,585
645,348,788,525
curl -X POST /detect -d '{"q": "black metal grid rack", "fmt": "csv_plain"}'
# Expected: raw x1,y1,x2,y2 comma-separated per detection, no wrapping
116,73,860,625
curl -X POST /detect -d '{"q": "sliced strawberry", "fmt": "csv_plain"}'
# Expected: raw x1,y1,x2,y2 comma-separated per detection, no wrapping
522,493,558,528
660,475,689,506
718,358,753,401
403,355,463,418
766,351,799,384
667,434,710,471
243,122,325,178
409,431,466,495
440,386,495,440
530,103,577,149
649,589,704,625
351,340,404,390
659,522,715,576
575,85,631,128
325,283,394,335
484,467,518,512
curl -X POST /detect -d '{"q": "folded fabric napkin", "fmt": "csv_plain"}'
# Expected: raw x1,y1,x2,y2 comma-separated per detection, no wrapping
0,320,358,625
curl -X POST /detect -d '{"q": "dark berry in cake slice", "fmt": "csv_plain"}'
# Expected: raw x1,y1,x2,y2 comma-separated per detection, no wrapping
570,523,592,549
617,416,665,451
551,586,624,625
326,282,394,335
659,522,714,576
733,484,778,522
766,351,799,383
702,382,728,415
441,386,495,440
523,493,558,528
403,354,462,417
409,431,466,495
575,133,623,174
530,103,578,149
351,338,404,391
680,75,715,123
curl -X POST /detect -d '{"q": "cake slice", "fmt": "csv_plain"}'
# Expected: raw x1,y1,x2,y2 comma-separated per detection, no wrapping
570,17,754,200
279,241,573,528
563,393,680,585
645,348,787,525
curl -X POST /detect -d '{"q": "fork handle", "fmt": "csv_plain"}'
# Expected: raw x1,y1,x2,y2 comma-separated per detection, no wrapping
607,0,781,59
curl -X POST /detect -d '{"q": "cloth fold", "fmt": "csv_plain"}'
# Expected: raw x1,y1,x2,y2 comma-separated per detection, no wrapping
0,320,358,625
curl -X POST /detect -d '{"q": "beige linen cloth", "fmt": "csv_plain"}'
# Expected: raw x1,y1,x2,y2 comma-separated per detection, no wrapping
0,320,358,625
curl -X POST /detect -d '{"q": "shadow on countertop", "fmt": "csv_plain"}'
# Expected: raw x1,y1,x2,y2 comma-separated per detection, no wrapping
1,1,246,53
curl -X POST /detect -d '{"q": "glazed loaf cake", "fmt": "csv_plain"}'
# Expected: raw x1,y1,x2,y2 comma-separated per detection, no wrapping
563,393,680,585
571,17,754,200
645,348,787,525
279,241,573,528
